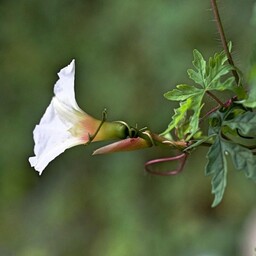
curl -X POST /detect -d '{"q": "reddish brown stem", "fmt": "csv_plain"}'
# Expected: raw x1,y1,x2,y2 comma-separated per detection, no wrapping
199,104,220,123
206,91,225,106
145,153,188,176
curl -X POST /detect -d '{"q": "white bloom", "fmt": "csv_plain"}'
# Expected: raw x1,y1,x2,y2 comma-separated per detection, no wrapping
29,60,101,174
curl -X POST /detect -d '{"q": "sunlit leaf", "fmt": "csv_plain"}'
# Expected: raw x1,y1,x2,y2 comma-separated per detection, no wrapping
187,49,206,86
163,46,238,138
163,98,192,139
164,84,202,101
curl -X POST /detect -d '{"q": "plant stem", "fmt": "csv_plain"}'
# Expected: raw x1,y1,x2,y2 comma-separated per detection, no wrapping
138,130,187,150
210,0,240,85
199,104,220,123
206,91,225,106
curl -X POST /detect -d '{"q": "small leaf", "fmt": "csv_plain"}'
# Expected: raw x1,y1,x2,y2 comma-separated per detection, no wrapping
223,111,256,136
187,69,203,86
207,52,232,87
187,49,206,86
206,133,256,207
243,84,256,108
243,65,256,108
224,142,256,180
205,136,227,207
162,93,204,139
186,96,204,138
209,77,235,91
162,98,192,138
192,49,206,72
164,84,202,101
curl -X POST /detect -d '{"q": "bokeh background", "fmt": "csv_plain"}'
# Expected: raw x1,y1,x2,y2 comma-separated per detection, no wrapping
1,0,256,255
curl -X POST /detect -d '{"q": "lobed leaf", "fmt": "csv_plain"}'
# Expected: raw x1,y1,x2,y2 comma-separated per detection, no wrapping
164,46,238,139
225,142,256,181
187,51,205,86
162,98,192,138
163,93,204,139
192,49,206,70
164,84,202,101
243,65,256,108
206,52,232,88
209,77,235,92
223,111,256,137
205,136,227,207
243,84,256,108
206,133,256,207
186,96,204,138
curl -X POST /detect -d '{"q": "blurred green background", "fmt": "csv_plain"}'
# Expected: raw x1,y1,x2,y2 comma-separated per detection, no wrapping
1,0,256,255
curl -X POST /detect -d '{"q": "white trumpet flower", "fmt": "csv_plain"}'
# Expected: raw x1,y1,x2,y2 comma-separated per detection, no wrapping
29,60,126,174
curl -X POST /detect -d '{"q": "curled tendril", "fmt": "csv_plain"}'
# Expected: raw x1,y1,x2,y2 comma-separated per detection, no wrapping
114,120,139,138
145,152,188,176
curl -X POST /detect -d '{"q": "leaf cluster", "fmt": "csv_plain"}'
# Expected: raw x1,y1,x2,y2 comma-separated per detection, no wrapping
206,105,256,207
163,46,256,206
163,45,237,140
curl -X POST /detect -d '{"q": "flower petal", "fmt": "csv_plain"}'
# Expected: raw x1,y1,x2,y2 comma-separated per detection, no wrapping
53,59,81,111
29,100,83,174
29,60,91,174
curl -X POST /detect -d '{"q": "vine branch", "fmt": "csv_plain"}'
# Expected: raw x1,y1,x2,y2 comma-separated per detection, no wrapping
210,0,240,85
206,91,225,106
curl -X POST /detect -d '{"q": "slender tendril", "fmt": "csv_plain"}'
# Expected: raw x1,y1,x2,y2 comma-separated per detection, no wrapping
145,153,188,176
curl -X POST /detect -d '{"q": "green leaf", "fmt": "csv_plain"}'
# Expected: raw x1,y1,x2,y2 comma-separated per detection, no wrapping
225,142,256,181
163,92,204,140
206,135,256,207
243,65,256,107
212,77,235,91
163,46,237,139
205,105,256,207
164,84,202,101
206,52,231,88
187,96,204,138
188,46,235,90
223,111,256,137
243,86,256,108
163,98,192,139
205,136,228,207
187,49,206,86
